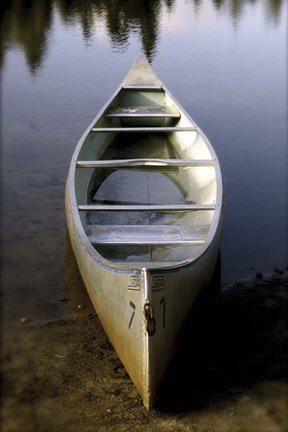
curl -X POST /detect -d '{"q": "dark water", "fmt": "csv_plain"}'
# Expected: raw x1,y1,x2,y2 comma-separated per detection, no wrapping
1,0,287,323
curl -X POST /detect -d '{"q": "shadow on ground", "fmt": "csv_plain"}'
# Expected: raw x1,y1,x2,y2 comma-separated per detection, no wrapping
157,267,287,417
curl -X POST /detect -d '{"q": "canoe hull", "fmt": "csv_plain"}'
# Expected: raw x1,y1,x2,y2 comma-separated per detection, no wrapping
66,180,223,409
65,56,223,409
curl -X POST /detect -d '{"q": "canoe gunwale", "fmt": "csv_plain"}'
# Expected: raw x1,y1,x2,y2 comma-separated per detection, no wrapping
66,60,223,273
65,56,224,411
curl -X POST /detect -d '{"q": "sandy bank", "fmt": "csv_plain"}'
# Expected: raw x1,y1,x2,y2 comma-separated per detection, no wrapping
1,270,287,432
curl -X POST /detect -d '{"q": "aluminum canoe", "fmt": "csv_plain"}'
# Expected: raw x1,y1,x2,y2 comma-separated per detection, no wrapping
65,55,223,410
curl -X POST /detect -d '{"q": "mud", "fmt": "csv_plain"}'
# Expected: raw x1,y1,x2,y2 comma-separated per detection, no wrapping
1,270,287,432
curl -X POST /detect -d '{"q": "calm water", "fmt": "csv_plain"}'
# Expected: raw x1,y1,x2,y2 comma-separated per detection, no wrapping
1,0,287,323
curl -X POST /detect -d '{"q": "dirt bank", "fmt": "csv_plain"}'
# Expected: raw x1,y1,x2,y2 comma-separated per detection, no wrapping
1,270,287,432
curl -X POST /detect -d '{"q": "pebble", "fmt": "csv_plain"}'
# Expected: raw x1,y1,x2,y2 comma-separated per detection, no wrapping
57,297,69,303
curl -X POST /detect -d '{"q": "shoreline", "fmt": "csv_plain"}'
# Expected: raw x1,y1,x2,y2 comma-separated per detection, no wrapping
1,270,287,431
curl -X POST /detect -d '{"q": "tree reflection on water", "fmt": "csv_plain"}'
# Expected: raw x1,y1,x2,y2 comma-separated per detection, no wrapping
0,0,285,74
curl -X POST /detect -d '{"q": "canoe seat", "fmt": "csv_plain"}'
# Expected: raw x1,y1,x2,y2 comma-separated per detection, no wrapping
85,224,209,246
105,106,181,119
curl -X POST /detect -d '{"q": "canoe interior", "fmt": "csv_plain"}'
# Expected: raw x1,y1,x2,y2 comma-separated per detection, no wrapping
75,87,217,266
